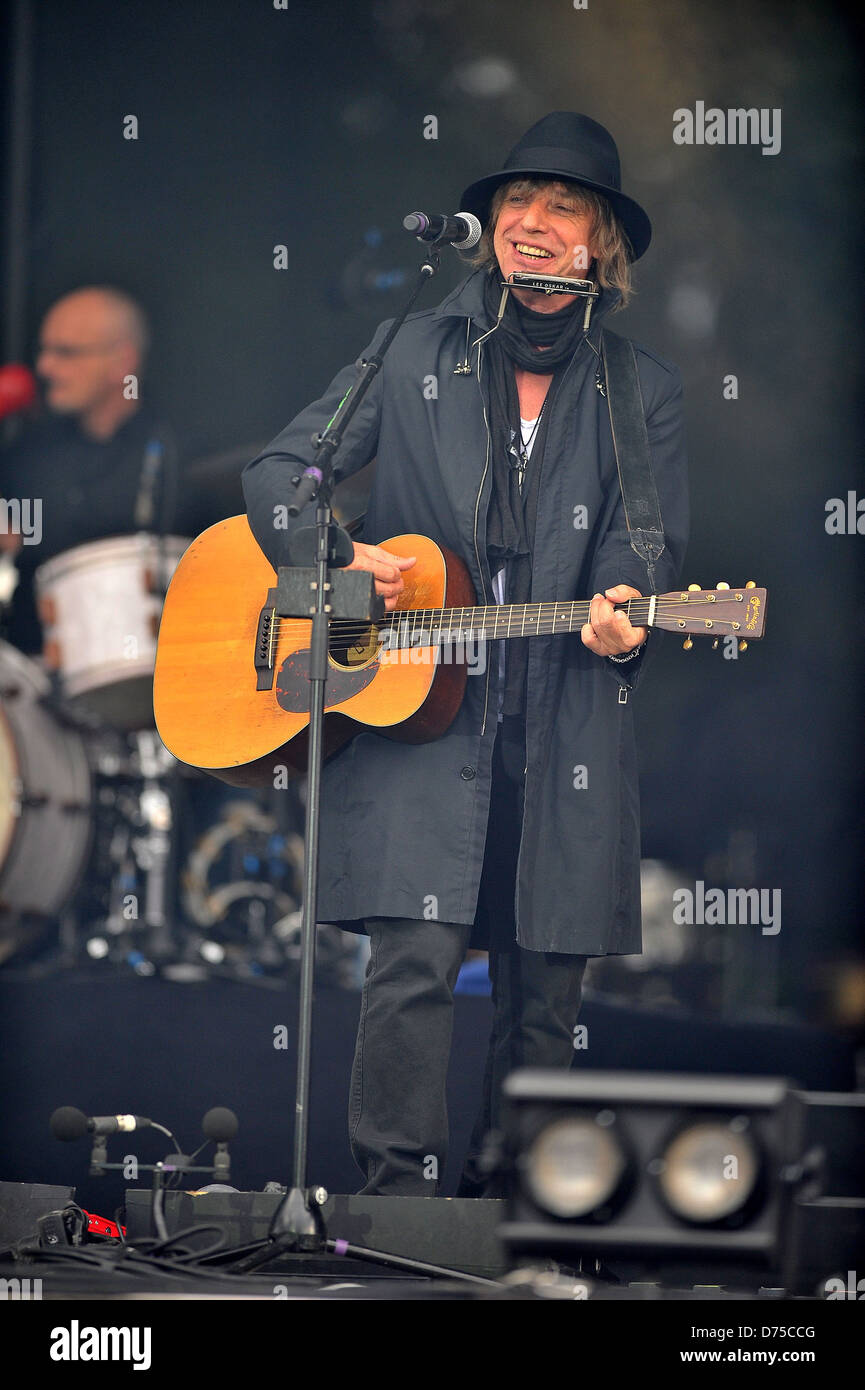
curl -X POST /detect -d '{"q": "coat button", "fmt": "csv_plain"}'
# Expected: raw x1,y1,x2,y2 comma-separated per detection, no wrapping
460,766,476,781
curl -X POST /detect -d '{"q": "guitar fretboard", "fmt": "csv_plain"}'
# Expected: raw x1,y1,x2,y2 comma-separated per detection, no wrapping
265,589,762,655
373,599,654,645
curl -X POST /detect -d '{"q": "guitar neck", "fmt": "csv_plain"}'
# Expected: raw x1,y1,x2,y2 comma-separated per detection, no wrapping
375,586,766,644
381,598,651,643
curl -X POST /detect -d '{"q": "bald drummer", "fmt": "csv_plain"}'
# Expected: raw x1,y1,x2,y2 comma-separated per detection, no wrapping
0,285,178,653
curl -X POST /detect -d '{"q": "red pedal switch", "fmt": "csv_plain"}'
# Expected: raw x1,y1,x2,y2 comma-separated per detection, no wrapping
82,1210,126,1240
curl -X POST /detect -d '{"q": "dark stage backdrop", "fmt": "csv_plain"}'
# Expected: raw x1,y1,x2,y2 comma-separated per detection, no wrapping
1,0,863,1021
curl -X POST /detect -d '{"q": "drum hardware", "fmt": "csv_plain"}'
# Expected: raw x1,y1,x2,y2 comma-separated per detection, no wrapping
129,730,177,961
0,527,190,966
1,510,315,976
0,638,183,972
170,791,360,987
76,729,183,971
174,798,306,980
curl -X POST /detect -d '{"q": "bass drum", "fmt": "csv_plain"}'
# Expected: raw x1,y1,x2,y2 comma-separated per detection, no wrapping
0,642,92,960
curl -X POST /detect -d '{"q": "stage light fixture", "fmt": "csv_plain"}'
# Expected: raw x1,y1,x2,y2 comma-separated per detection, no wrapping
496,1070,817,1289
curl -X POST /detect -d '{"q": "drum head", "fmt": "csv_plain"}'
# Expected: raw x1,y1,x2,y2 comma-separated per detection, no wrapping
35,533,189,729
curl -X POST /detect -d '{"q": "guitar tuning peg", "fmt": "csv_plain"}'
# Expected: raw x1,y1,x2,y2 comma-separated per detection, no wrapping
682,638,693,650
716,581,730,590
745,581,756,589
738,640,748,652
687,583,701,592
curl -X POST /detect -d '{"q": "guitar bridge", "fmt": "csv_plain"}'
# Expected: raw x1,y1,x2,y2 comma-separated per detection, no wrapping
254,596,278,690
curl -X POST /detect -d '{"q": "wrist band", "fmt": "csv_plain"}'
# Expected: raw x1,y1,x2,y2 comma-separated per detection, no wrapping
607,640,646,664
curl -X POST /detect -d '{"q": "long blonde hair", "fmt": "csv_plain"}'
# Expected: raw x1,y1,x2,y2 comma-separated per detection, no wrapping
464,177,633,309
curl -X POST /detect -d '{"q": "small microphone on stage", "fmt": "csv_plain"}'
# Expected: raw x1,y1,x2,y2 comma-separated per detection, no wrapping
402,211,482,249
50,1106,154,1140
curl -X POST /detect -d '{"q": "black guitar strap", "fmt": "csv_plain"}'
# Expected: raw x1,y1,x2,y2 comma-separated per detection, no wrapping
600,328,666,593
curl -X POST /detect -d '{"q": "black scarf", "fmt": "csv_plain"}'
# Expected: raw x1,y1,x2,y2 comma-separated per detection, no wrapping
482,270,589,716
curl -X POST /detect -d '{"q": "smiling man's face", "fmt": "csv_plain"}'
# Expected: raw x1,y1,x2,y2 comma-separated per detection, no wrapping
492,178,597,311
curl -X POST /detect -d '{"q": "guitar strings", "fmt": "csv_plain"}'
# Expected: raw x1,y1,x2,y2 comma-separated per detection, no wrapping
265,598,750,632
264,599,752,638
265,607,748,635
257,600,753,651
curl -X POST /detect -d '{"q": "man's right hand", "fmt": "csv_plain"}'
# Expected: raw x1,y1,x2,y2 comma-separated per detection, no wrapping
346,542,415,612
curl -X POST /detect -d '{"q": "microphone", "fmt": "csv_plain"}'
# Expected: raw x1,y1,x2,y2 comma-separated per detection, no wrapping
402,211,482,249
134,438,163,529
202,1107,239,1143
202,1107,238,1183
0,363,37,419
50,1106,153,1140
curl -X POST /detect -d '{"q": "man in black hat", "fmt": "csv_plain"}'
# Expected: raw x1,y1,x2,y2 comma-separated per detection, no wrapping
243,112,689,1197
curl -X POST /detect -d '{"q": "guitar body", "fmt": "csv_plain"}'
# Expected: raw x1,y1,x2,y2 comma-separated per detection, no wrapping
153,516,475,786
155,514,766,786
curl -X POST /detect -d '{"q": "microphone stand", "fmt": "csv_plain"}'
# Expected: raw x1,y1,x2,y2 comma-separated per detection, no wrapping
246,248,444,1267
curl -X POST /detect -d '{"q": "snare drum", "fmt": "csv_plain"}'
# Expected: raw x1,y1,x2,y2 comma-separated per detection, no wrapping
0,642,92,953
35,533,189,728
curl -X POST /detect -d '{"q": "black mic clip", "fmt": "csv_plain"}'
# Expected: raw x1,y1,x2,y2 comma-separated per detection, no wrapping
89,1136,108,1177
212,1142,231,1183
288,465,324,517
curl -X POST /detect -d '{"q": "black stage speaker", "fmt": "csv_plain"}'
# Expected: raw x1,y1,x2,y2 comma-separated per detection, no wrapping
0,1181,76,1252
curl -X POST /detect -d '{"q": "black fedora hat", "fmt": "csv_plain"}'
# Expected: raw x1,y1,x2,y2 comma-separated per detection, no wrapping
459,111,651,261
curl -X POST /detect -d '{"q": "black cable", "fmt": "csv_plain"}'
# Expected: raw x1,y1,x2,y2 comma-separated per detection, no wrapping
9,1227,507,1292
152,1183,168,1242
135,1224,227,1263
151,1121,183,1154
212,1238,272,1271
16,1242,253,1285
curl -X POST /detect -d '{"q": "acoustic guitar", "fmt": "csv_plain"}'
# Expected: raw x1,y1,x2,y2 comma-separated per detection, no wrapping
153,516,766,786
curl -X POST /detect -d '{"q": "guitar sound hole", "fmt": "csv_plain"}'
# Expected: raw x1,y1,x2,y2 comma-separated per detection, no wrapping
328,623,380,670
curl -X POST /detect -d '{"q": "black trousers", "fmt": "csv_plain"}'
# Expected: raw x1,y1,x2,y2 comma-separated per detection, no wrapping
348,716,588,1196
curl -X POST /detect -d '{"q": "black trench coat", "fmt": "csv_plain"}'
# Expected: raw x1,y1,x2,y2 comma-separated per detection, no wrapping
242,268,689,954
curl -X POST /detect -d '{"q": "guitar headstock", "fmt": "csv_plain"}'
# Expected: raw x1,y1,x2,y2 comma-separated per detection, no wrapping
651,582,767,651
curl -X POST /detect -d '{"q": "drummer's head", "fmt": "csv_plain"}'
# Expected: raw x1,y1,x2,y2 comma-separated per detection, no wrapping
36,287,149,434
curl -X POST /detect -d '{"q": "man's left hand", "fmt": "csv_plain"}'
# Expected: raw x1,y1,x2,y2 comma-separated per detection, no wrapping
581,585,648,657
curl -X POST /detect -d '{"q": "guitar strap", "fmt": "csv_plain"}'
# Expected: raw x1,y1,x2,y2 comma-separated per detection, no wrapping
600,328,666,593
